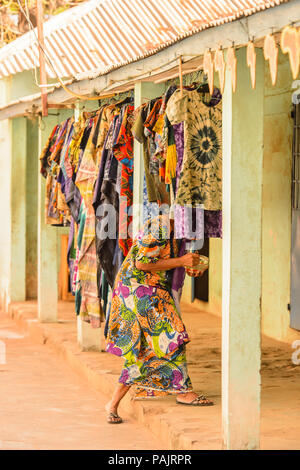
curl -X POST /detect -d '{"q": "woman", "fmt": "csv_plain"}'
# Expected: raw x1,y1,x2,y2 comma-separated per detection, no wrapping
105,213,213,424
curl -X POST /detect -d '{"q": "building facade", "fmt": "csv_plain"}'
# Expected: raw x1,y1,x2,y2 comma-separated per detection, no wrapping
0,0,299,449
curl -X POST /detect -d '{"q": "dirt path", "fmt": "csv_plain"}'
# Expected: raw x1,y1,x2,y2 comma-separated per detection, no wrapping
0,315,162,450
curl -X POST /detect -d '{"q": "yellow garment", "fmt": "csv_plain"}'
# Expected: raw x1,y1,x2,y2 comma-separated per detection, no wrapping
75,112,102,325
165,144,177,184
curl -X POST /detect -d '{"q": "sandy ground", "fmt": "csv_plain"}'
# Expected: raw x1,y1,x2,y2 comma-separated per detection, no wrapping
184,303,300,450
0,315,162,450
1,301,300,450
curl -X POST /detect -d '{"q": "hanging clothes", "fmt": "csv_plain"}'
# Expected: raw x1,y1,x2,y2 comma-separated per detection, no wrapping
93,110,121,289
132,102,159,203
93,99,134,286
39,96,135,328
40,119,71,226
166,88,222,211
75,110,103,327
113,103,135,257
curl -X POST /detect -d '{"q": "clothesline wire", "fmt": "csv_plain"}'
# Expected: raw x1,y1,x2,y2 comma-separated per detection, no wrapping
23,0,40,90
17,0,116,101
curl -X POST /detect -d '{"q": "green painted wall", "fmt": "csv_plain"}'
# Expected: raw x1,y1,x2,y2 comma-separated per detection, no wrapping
262,50,300,343
9,69,61,102
9,70,40,102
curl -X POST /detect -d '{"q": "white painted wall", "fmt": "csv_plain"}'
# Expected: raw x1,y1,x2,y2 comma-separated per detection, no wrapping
0,78,11,311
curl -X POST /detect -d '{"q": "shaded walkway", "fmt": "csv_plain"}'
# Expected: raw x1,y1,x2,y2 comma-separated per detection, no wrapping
0,315,161,450
3,301,300,450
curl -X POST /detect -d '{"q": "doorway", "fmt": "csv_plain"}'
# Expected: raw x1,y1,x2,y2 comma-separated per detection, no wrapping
290,102,300,331
193,238,209,302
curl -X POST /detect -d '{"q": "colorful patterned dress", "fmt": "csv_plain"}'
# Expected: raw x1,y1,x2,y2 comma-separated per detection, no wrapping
106,215,193,397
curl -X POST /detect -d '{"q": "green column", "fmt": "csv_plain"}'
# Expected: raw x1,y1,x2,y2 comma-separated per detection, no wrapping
26,118,39,299
10,117,27,302
37,115,58,322
222,47,264,449
132,81,165,236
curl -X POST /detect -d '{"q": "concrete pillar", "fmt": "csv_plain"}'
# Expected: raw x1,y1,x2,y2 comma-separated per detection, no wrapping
26,118,39,299
132,81,165,236
77,316,102,351
222,47,264,449
37,115,58,322
10,117,27,302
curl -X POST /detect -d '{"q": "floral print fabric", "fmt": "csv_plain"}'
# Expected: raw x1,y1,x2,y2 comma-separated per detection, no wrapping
106,216,192,395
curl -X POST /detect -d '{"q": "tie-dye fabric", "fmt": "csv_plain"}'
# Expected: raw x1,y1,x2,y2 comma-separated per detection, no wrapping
106,215,193,396
166,88,222,210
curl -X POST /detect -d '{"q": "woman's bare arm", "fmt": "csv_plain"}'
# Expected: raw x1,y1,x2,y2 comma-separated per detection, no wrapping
136,258,181,272
135,253,200,272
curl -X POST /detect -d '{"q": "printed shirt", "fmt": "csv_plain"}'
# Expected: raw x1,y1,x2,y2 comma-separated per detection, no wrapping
166,89,222,210
113,104,135,257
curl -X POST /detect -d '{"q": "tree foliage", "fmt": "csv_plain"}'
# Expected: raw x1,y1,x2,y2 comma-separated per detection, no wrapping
0,0,86,47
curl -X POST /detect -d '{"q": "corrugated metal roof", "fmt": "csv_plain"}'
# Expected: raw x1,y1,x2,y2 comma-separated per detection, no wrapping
0,0,289,80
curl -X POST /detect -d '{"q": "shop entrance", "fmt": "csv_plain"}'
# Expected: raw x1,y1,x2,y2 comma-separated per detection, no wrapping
193,238,209,302
291,102,300,331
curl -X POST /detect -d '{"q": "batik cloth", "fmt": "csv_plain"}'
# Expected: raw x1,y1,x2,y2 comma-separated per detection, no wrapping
106,215,193,395
75,111,103,326
166,88,222,210
65,118,93,223
93,115,120,289
40,119,71,226
113,104,134,257
144,99,163,176
173,122,184,194
132,103,158,203
204,210,222,238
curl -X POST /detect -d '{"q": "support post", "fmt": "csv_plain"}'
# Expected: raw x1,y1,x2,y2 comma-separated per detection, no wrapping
221,47,264,449
132,81,165,236
36,0,48,117
10,117,27,302
77,316,102,351
37,116,58,322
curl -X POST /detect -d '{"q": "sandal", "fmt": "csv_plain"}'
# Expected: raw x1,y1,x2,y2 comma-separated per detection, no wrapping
176,394,214,406
107,412,123,424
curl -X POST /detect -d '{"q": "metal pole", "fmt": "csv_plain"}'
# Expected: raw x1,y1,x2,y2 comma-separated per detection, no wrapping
36,0,48,117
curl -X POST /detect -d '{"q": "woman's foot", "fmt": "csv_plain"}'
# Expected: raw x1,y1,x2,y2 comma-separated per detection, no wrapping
105,401,123,424
176,391,213,406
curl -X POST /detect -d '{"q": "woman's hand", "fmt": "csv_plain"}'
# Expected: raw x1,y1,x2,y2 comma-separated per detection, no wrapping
179,253,200,268
186,268,205,277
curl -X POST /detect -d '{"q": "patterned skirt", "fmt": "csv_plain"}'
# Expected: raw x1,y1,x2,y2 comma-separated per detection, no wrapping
106,281,193,397
119,332,192,396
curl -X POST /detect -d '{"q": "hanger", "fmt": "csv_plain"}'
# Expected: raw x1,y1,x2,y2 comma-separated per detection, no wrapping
196,82,210,93
113,95,134,107
178,56,183,97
